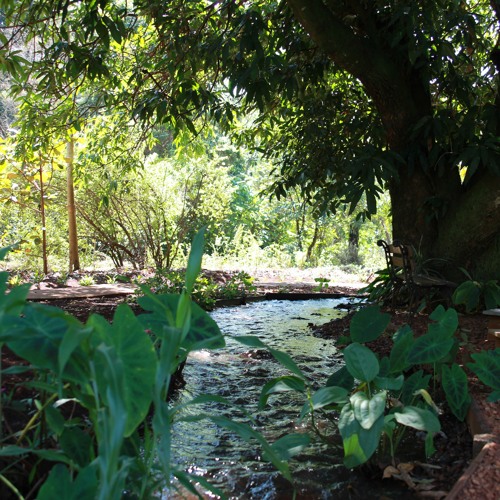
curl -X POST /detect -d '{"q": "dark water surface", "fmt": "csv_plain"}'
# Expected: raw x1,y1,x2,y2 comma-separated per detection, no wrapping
168,298,417,499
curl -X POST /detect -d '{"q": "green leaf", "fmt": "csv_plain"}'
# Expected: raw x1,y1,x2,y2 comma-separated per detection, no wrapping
425,432,436,458
269,433,311,460
0,445,31,456
58,327,91,381
0,244,21,262
185,228,205,295
138,294,225,351
394,406,440,433
0,282,30,317
6,304,87,382
37,464,97,500
259,376,305,409
389,325,413,373
45,405,65,436
326,366,354,391
338,404,384,468
300,386,349,419
59,427,92,467
407,333,454,365
427,307,458,339
349,305,390,343
36,465,72,498
401,370,431,405
343,343,380,382
374,374,404,391
441,363,470,421
452,281,481,312
350,391,387,430
467,349,500,391
483,281,500,309
89,305,156,436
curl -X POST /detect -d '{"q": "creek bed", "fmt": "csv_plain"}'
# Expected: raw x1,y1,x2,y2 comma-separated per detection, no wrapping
168,298,418,499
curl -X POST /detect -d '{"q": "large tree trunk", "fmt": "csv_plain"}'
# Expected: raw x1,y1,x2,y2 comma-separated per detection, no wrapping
433,172,500,279
287,0,500,279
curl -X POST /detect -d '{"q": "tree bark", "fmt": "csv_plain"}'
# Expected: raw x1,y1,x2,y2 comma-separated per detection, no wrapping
66,139,80,272
39,161,48,275
287,0,500,278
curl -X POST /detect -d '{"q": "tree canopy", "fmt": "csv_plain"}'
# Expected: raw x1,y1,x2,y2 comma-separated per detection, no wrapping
1,0,499,277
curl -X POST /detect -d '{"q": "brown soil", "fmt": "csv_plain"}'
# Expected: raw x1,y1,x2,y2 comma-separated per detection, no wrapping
1,278,499,498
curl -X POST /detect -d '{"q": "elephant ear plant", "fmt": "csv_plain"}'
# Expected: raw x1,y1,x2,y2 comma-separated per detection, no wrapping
259,304,481,468
0,232,306,499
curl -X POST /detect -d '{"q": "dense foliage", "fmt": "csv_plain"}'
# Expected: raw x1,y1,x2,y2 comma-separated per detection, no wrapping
0,237,310,498
0,1,499,278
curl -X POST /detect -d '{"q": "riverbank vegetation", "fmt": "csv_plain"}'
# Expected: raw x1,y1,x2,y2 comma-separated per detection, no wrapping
0,0,499,497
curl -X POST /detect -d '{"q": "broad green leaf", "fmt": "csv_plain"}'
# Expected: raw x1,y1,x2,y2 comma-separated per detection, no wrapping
89,305,156,436
300,386,349,419
185,228,205,295
338,404,385,468
326,366,354,391
138,294,225,351
58,327,92,382
269,433,311,460
441,363,470,421
259,376,305,409
467,349,500,391
483,281,500,309
59,427,92,467
36,465,72,499
401,370,431,405
379,356,390,377
374,374,404,391
349,305,390,343
394,406,440,433
37,464,97,500
427,307,458,339
452,281,481,312
6,304,88,382
407,333,454,365
0,246,14,260
0,281,30,317
343,343,379,382
44,405,65,436
389,326,414,373
350,391,386,430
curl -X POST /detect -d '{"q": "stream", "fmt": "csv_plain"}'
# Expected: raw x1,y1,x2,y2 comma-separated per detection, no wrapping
168,298,418,499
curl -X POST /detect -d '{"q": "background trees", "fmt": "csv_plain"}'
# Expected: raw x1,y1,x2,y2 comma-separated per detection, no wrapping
0,1,498,278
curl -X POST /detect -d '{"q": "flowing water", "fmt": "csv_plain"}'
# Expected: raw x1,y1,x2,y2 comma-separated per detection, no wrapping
168,298,417,499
